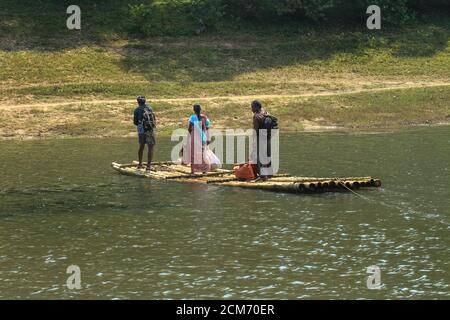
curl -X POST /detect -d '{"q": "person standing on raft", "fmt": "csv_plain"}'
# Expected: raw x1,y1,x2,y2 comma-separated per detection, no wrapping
187,104,211,174
250,100,277,180
133,96,156,171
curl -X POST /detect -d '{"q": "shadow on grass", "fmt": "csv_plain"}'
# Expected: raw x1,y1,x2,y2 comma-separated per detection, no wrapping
0,0,131,51
0,0,449,83
117,21,450,82
391,23,450,57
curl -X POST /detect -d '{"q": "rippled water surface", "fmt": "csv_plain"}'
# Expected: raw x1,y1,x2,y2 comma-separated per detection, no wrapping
0,127,449,299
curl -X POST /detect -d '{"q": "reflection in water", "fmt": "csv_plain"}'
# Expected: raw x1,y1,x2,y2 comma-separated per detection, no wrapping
0,126,449,299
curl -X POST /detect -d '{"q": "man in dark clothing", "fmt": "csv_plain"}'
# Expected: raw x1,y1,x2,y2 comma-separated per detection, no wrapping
251,100,272,179
252,100,269,133
133,96,156,171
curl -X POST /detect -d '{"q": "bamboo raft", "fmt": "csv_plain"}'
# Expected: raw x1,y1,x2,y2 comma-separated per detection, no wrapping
111,162,382,194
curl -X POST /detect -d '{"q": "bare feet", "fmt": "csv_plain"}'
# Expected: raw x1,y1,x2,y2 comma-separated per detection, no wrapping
146,166,152,172
137,164,144,170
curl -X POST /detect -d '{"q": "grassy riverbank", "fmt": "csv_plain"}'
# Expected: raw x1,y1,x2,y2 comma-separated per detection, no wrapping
1,85,449,139
1,3,450,139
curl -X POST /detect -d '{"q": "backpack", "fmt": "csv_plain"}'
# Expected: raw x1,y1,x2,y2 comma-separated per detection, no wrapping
143,107,156,132
262,114,278,130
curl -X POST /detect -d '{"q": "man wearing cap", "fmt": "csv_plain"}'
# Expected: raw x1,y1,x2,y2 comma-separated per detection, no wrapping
133,96,156,171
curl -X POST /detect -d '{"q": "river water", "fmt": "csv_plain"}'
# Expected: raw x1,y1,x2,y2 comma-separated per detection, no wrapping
0,127,448,299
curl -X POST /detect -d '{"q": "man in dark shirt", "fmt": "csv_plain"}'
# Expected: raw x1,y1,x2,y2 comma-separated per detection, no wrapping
133,96,156,171
252,101,269,132
251,100,273,180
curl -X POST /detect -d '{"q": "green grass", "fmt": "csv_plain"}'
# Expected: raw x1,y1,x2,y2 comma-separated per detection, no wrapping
1,81,339,104
2,86,449,139
1,1,450,138
1,23,450,106
2,24,450,84
274,86,450,128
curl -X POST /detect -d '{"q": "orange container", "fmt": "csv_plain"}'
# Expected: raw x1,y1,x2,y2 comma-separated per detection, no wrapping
234,163,257,181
